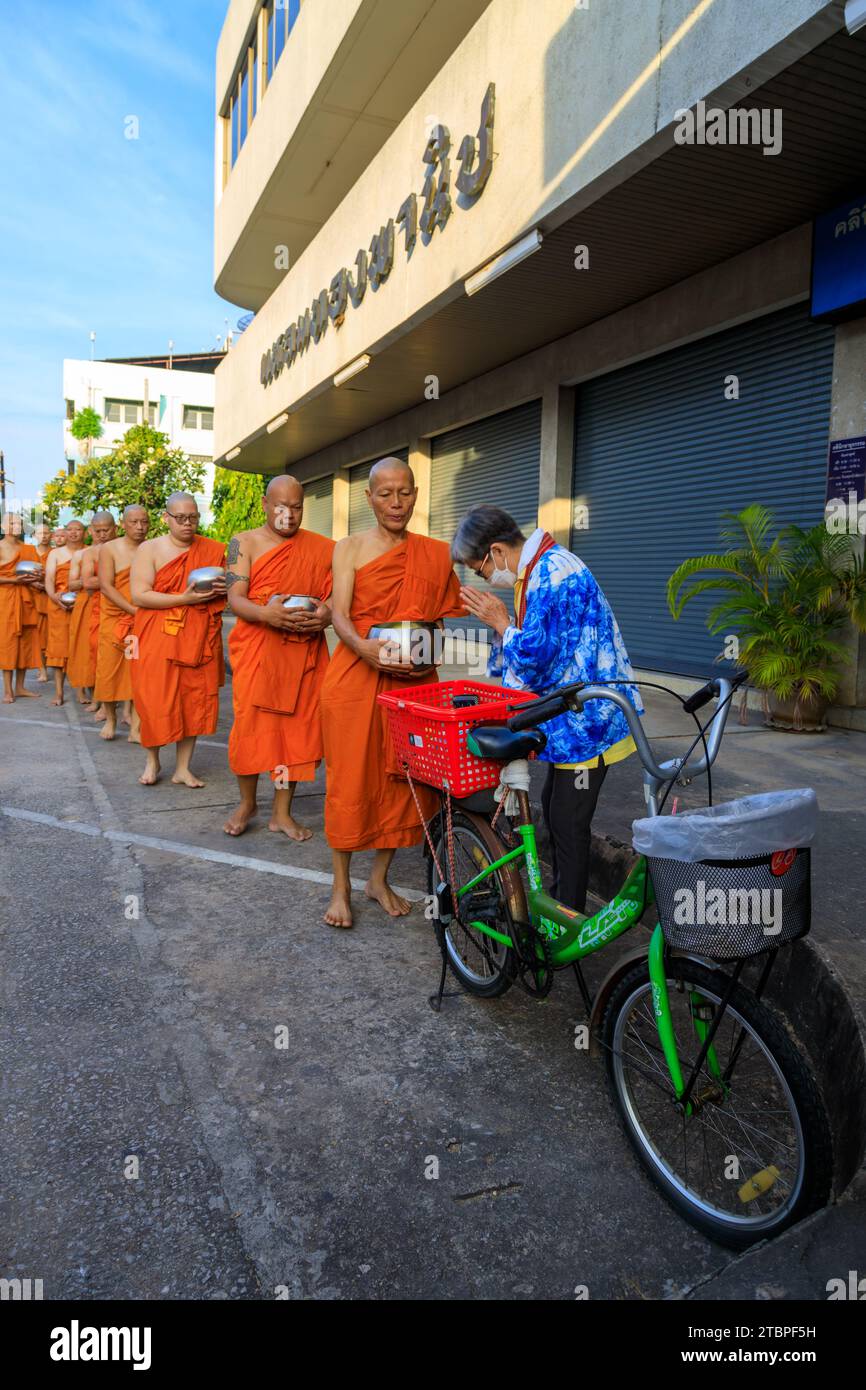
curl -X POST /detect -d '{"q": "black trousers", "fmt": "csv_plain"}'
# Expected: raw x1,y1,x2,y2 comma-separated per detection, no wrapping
540,758,608,913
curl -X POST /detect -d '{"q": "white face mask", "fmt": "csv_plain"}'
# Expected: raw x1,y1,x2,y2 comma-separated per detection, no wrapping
486,549,517,589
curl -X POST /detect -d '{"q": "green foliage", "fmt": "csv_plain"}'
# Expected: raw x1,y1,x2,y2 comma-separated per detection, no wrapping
667,505,866,706
69,407,103,453
209,467,266,543
40,425,206,535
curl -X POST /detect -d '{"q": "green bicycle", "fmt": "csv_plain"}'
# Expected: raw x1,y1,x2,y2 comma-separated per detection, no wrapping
420,676,833,1248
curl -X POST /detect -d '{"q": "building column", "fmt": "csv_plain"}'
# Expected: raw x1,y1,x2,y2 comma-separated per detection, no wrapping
537,383,575,544
828,318,866,722
408,436,431,535
332,468,350,539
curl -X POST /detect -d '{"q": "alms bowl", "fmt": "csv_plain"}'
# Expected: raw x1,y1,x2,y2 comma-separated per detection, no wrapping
282,594,318,612
369,620,442,669
188,566,225,593
15,560,42,578
59,590,77,609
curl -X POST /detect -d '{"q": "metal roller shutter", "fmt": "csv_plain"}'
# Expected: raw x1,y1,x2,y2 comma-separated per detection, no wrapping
570,304,835,676
348,448,409,533
429,401,542,629
302,474,333,537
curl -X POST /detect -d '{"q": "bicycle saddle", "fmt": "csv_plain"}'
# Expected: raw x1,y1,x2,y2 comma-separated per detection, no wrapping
467,724,547,761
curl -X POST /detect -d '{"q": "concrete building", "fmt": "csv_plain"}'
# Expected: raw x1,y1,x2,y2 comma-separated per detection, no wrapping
212,0,866,723
63,353,222,522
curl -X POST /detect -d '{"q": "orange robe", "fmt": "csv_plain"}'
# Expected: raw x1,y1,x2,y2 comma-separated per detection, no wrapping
33,549,51,651
94,566,135,702
66,589,99,688
45,560,72,669
131,537,226,748
228,530,335,781
320,533,463,851
0,544,42,671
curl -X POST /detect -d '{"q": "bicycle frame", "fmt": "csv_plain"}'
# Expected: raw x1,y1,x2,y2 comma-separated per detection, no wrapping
452,812,721,1108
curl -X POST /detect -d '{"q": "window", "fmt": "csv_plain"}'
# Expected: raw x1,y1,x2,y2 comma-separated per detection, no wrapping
240,64,249,146
65,398,75,420
183,406,214,431
273,0,286,69
231,91,239,167
223,0,304,186
252,41,258,118
105,399,156,426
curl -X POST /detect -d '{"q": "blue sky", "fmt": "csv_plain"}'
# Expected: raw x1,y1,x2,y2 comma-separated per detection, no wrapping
0,0,240,504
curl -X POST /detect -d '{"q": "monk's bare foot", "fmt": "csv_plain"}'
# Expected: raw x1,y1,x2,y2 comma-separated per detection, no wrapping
223,803,257,836
364,880,412,917
16,688,41,700
77,690,89,705
92,706,108,722
139,754,161,786
37,671,48,683
127,728,141,745
50,694,64,707
172,770,204,788
99,720,116,741
268,815,312,842
121,712,132,728
2,692,13,704
324,891,353,928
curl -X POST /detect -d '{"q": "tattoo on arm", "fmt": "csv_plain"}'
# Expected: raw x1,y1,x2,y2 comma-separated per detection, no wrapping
225,571,246,589
227,536,241,565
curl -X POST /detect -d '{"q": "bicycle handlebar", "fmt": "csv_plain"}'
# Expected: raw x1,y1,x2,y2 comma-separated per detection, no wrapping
507,675,744,788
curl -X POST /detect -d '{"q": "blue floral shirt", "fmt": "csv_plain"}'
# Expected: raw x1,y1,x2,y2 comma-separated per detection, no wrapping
490,541,643,765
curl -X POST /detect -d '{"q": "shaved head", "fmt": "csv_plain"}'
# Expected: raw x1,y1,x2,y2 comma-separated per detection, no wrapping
90,510,114,525
365,457,417,535
66,519,85,539
165,492,196,510
122,505,149,542
263,474,304,538
265,473,303,500
368,457,414,489
88,510,116,543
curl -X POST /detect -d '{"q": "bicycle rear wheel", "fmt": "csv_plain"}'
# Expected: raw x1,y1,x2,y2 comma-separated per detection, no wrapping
427,810,526,998
601,956,833,1248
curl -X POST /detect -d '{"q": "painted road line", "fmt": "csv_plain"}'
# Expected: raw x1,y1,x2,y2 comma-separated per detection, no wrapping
1,805,425,901
1,806,102,836
0,716,229,748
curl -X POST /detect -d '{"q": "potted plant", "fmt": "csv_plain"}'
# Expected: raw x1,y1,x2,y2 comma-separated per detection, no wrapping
667,505,866,731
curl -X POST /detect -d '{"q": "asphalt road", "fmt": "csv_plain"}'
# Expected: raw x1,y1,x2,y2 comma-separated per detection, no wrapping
0,673,851,1301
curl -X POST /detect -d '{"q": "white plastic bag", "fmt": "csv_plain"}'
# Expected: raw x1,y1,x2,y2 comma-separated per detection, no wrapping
632,788,818,863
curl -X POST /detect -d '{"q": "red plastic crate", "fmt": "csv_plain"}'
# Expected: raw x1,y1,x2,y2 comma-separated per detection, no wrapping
378,679,539,796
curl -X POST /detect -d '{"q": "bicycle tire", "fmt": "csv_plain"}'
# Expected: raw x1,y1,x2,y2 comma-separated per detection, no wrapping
426,809,527,999
601,956,833,1248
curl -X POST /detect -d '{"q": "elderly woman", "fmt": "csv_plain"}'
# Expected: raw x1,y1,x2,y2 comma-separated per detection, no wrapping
454,506,642,914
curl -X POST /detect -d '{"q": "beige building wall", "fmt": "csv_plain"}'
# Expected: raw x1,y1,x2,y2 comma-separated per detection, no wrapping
214,0,838,463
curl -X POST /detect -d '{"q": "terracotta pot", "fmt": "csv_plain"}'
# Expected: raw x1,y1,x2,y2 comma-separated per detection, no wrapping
766,688,830,733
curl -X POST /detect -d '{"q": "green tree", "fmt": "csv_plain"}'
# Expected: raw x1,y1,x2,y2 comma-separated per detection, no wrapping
209,467,266,543
41,425,206,535
69,406,103,463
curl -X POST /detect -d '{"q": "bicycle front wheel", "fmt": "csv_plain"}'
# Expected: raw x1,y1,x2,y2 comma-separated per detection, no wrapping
427,810,526,999
601,957,833,1248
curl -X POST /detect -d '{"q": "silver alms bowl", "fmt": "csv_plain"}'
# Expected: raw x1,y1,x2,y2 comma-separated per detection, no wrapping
369,620,442,669
282,594,318,612
188,566,225,593
59,590,77,609
15,560,43,578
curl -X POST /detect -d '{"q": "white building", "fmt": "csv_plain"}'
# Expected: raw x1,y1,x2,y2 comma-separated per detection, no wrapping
62,353,223,522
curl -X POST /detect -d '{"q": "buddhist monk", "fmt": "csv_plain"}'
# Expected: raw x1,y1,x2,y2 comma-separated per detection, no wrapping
224,475,334,840
130,492,227,787
32,522,53,682
320,459,463,928
45,519,86,706
0,512,44,702
67,510,116,709
94,504,149,742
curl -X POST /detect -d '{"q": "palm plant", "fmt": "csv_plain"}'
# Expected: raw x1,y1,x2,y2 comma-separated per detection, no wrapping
667,505,866,728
